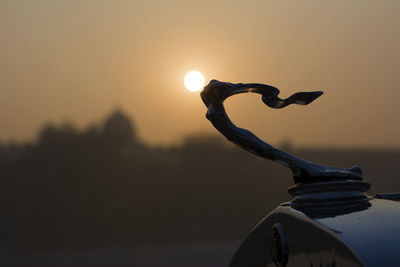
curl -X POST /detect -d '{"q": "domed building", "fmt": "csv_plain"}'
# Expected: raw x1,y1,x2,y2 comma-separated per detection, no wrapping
104,109,136,145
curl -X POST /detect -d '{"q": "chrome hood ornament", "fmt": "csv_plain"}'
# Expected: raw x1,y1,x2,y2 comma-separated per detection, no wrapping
201,79,362,184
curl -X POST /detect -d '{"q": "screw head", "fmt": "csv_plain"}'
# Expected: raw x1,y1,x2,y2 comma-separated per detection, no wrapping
270,223,289,267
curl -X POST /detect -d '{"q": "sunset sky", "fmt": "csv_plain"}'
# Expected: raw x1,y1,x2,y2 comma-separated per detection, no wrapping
1,0,399,147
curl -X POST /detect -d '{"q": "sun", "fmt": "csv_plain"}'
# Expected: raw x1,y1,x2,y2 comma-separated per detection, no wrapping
184,70,205,92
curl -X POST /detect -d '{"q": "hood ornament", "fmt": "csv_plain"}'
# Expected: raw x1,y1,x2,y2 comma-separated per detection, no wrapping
200,79,363,184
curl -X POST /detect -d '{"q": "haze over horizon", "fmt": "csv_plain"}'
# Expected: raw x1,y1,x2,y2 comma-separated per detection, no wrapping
1,0,399,148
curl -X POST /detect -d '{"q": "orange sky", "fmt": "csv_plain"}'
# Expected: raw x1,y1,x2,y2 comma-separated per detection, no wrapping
1,0,399,147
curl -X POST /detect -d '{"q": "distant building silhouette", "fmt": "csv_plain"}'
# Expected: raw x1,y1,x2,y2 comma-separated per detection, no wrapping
104,109,136,144
1,108,400,254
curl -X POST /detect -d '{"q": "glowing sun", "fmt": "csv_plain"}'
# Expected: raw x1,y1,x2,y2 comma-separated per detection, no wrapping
184,71,205,92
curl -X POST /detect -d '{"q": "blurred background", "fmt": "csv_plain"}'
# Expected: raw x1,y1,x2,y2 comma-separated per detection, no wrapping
1,0,400,266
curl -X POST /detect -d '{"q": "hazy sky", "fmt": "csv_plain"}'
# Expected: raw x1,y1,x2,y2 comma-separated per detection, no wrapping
1,0,399,147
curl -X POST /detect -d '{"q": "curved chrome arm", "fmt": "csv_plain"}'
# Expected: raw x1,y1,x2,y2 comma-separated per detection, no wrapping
200,80,363,183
